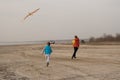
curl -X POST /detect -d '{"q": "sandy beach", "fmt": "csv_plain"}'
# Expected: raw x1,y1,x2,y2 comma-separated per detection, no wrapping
0,44,120,80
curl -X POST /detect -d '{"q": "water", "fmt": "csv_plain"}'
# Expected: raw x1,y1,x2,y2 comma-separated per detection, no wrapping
0,41,44,45
0,40,72,45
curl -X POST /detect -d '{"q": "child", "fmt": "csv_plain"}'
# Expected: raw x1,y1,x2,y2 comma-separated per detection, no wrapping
42,42,52,67
72,35,80,59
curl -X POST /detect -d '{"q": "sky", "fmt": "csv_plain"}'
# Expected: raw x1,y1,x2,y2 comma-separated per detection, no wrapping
0,0,120,42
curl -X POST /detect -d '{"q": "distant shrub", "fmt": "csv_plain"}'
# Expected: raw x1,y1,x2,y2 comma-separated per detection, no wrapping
115,33,120,41
89,33,120,42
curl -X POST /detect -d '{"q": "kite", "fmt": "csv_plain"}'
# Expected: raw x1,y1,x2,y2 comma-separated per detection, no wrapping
49,40,55,44
72,40,75,45
24,8,40,20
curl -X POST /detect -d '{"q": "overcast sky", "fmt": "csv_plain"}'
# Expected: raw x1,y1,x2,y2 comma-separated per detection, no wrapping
0,0,120,42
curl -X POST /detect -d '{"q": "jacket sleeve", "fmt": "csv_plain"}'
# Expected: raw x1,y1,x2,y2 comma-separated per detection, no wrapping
41,47,45,53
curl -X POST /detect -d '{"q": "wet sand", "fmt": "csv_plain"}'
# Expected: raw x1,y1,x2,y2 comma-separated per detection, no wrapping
0,44,120,80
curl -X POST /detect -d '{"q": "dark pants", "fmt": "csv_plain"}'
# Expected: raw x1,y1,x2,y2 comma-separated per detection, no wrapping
72,47,78,58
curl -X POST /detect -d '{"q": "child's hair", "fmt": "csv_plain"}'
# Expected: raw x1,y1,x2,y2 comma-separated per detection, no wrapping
47,42,51,46
75,35,78,38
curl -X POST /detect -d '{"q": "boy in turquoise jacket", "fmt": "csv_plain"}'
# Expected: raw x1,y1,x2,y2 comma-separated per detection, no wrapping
42,42,52,67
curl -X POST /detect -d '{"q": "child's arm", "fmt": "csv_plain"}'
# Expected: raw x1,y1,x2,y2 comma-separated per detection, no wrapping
41,47,45,54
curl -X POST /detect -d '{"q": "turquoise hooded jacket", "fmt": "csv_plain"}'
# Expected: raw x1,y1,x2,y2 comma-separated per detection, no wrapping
43,45,52,55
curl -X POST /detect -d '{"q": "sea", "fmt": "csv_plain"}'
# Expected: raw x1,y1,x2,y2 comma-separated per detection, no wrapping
0,40,72,46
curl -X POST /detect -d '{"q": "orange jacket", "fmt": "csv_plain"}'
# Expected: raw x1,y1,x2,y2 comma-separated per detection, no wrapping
73,38,80,47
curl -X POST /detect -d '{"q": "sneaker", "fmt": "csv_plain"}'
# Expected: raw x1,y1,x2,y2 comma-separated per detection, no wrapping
47,62,49,67
71,56,73,59
74,57,76,58
71,56,76,59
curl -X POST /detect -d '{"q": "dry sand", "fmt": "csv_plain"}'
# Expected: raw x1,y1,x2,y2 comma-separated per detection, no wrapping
0,44,120,80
